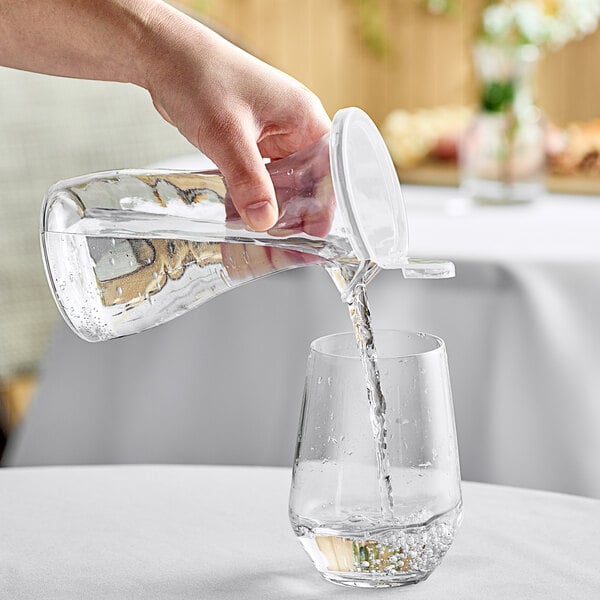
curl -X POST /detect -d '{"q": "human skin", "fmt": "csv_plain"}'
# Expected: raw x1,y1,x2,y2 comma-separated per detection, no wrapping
0,0,331,231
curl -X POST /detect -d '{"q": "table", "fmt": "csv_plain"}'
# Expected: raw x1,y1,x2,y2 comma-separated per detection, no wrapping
1,466,599,599
400,186,600,499
6,159,600,500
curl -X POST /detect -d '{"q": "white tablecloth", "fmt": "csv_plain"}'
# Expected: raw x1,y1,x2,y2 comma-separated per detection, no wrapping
6,160,600,499
401,186,600,499
1,466,599,599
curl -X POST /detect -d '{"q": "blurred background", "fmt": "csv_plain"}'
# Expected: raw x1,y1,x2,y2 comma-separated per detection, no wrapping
2,1,600,497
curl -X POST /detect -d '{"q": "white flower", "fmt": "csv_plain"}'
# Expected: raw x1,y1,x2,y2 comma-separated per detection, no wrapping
513,1,547,44
483,4,514,40
481,0,600,49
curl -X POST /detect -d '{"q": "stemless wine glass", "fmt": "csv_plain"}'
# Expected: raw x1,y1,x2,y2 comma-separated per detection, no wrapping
289,330,462,588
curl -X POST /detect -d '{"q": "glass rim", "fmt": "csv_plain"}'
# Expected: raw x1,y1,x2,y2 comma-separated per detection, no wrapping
310,329,445,360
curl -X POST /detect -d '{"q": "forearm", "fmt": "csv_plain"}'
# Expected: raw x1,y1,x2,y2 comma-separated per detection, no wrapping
0,0,330,232
0,0,186,87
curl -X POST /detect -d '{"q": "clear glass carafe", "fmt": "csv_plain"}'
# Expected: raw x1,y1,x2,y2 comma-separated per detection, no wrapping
41,108,453,342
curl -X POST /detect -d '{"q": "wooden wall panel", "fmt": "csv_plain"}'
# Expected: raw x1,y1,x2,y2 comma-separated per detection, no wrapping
538,28,600,125
189,0,600,127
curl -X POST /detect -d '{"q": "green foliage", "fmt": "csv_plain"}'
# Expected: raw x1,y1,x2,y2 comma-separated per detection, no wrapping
185,0,212,12
346,0,454,58
347,0,389,58
187,0,454,60
480,79,516,112
419,0,455,16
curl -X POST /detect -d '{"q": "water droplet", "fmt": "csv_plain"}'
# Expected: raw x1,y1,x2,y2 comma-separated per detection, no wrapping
110,238,116,247
286,168,294,176
108,257,115,266
152,271,159,279
317,376,322,384
116,286,122,297
129,259,135,267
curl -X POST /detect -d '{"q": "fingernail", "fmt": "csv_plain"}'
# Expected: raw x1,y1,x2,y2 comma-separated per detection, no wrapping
244,201,277,231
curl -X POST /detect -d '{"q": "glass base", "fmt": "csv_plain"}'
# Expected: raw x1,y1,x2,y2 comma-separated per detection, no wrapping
321,570,431,588
461,177,544,205
294,505,461,589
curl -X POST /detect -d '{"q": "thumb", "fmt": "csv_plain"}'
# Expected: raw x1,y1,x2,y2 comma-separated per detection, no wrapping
207,129,278,232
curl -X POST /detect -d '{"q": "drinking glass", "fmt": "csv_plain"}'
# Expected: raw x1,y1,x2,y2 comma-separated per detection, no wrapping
289,330,462,588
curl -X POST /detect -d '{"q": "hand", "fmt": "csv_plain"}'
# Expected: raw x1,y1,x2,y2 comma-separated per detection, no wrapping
221,244,317,283
223,132,336,238
0,0,330,232
141,5,331,232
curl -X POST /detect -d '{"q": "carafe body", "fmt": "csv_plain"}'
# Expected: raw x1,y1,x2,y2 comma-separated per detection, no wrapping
41,108,453,342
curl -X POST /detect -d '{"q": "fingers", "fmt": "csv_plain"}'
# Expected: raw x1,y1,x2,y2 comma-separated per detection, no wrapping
302,175,336,238
201,116,279,232
221,243,272,280
257,87,331,160
221,242,311,281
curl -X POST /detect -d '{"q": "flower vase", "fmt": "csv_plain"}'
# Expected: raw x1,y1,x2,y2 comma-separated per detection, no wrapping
460,43,545,205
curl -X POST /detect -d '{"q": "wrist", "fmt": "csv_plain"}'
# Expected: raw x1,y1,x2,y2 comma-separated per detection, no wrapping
130,0,213,91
